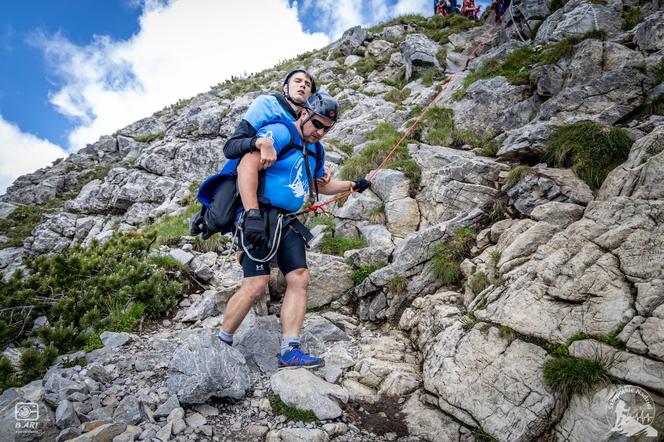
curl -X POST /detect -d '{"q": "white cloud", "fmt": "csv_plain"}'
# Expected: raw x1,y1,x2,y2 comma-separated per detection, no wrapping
0,115,66,195
394,0,430,16
34,0,329,151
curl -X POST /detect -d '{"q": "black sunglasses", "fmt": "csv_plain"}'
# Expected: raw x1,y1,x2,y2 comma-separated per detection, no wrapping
310,118,333,132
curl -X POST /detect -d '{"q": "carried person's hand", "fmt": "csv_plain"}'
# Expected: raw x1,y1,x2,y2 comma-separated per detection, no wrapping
256,138,277,170
243,209,267,248
352,179,371,193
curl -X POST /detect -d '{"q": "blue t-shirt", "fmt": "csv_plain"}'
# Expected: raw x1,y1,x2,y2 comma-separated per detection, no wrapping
244,95,297,130
256,123,325,213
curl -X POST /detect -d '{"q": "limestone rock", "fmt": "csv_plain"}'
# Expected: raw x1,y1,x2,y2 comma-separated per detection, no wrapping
180,289,218,322
306,253,354,308
270,369,349,420
413,145,507,226
478,197,663,344
634,11,664,52
334,26,368,56
505,165,594,216
530,202,585,228
423,323,563,441
569,339,664,394
401,393,473,442
496,122,557,162
598,126,664,201
234,314,281,374
167,333,250,403
535,0,620,43
266,428,330,442
452,76,534,136
399,34,441,81
538,63,655,124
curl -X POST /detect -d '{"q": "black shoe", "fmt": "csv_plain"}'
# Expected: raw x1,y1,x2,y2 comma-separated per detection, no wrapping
190,212,205,236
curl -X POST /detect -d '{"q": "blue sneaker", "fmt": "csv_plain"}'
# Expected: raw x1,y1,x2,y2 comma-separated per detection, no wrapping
278,345,325,369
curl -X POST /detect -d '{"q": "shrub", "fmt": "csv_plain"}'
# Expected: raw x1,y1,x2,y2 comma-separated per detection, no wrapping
468,271,488,295
19,347,58,383
655,58,664,84
430,227,476,286
0,231,187,387
543,356,610,396
622,6,642,31
387,276,407,295
351,265,382,286
307,216,335,233
270,395,317,422
505,165,533,187
544,121,633,190
384,88,411,104
134,132,165,143
319,235,365,256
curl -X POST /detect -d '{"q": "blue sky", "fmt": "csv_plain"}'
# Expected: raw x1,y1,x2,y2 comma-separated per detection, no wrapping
0,0,485,194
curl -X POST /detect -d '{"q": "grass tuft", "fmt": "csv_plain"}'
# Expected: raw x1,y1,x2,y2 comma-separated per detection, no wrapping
430,227,476,286
544,121,633,190
505,165,533,187
622,6,642,31
351,265,382,286
340,123,421,196
319,235,366,256
543,356,610,396
270,395,317,422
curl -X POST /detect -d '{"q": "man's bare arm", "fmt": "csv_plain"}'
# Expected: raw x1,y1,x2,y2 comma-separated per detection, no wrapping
318,178,354,195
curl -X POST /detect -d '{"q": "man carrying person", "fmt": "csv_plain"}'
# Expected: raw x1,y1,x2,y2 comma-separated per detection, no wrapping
191,68,325,237
217,92,370,368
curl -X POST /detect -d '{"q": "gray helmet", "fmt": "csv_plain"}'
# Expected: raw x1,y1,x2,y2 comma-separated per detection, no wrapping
304,91,339,123
283,68,317,94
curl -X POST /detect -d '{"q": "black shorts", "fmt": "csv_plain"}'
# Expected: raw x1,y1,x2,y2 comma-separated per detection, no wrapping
240,222,308,278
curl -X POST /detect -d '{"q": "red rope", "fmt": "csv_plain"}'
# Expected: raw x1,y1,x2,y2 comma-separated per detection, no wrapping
306,14,504,215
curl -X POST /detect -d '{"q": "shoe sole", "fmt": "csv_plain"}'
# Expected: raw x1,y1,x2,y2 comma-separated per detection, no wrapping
277,362,325,370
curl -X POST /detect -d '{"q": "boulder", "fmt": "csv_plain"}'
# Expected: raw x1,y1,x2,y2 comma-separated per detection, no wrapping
505,165,594,216
270,369,349,420
306,253,354,308
538,64,655,124
413,145,508,226
334,26,368,56
535,0,620,43
530,202,585,228
234,314,281,374
167,333,250,403
399,34,441,81
598,126,664,201
452,76,534,136
477,197,663,344
424,323,563,441
496,122,557,162
634,11,664,52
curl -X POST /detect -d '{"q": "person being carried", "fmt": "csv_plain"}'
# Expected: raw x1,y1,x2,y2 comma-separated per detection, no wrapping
191,68,325,237
217,92,370,369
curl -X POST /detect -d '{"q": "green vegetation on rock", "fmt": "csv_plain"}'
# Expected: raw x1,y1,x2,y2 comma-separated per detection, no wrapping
543,121,633,190
319,235,366,256
0,231,188,389
430,227,476,286
340,123,421,196
270,395,317,422
351,265,383,286
543,355,610,396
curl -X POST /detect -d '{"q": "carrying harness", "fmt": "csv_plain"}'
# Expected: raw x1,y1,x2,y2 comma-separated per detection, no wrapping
197,117,323,262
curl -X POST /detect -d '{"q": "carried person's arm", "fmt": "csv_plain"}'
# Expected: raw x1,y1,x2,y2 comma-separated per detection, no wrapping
236,152,262,210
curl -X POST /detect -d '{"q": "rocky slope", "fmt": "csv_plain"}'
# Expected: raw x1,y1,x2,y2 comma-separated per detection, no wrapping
1,1,664,441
